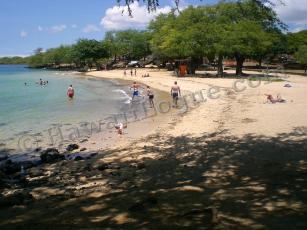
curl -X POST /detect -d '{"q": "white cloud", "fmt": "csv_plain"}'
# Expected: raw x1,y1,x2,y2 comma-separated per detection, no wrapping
20,30,27,38
71,24,77,29
48,24,67,33
38,26,43,31
273,0,307,26
101,2,172,30
83,24,101,33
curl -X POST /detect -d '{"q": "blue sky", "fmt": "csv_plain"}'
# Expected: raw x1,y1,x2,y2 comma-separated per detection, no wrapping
0,0,306,57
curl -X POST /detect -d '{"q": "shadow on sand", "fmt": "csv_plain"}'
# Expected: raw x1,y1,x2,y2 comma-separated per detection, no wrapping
1,127,307,229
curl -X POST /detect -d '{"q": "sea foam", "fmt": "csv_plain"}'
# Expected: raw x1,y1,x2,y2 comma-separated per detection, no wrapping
113,89,132,104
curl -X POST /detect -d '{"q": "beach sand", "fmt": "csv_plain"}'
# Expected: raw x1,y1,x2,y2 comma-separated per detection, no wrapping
86,68,307,138
1,68,307,229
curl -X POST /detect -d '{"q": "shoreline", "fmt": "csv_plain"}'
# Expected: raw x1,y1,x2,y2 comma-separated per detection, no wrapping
2,67,307,163
76,73,177,153
0,71,177,163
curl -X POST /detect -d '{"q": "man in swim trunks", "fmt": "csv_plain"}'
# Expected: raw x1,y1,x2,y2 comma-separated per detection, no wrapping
147,86,154,108
130,82,141,100
67,85,74,99
171,81,181,107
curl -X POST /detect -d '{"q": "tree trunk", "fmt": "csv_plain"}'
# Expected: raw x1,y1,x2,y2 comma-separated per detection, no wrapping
189,57,202,75
235,55,245,76
217,54,223,77
258,58,262,68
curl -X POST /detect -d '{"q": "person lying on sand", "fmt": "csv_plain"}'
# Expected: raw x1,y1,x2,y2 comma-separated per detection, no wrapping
115,122,127,135
265,94,286,103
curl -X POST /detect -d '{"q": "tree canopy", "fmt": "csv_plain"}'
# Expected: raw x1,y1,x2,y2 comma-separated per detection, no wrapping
295,45,307,73
149,0,284,75
116,0,283,15
3,0,307,76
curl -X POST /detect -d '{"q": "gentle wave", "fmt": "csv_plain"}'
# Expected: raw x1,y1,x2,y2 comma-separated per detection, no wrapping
113,89,132,104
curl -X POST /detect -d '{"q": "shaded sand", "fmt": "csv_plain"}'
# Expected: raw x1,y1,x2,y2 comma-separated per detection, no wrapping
1,69,307,229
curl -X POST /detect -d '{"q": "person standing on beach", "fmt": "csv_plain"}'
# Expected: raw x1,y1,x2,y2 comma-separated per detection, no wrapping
130,69,133,76
171,81,181,107
67,85,75,99
147,86,154,108
134,69,137,76
130,82,141,100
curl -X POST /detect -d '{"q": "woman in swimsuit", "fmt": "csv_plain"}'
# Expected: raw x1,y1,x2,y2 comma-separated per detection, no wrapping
147,86,154,108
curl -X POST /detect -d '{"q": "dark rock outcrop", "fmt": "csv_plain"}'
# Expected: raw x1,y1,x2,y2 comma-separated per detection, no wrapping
66,144,79,152
74,156,84,161
0,149,9,161
0,160,20,175
40,148,64,164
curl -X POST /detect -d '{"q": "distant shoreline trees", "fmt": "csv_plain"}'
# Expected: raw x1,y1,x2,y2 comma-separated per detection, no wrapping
1,0,307,76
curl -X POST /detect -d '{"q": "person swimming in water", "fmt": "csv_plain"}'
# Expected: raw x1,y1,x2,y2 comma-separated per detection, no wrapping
67,85,75,99
171,81,181,107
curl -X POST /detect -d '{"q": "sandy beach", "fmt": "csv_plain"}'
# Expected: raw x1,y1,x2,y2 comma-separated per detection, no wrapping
86,68,307,138
1,68,307,229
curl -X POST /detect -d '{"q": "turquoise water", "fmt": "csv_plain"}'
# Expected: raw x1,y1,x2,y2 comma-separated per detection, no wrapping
0,65,134,151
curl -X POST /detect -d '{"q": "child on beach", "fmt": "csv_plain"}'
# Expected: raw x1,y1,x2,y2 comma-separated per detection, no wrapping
115,122,127,135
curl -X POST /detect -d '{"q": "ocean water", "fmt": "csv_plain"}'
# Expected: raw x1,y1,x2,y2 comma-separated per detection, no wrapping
0,65,144,152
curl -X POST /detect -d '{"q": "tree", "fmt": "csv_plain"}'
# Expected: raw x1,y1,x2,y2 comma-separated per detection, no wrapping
116,0,282,15
43,45,74,67
104,30,151,61
213,0,284,75
0,56,27,64
72,39,109,69
104,31,122,62
149,1,283,76
286,30,307,54
150,7,219,74
34,47,43,55
295,45,307,74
